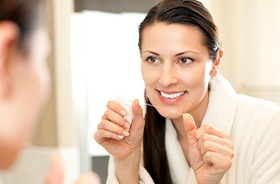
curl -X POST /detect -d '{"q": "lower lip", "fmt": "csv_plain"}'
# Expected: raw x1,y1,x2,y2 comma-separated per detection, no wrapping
158,91,186,105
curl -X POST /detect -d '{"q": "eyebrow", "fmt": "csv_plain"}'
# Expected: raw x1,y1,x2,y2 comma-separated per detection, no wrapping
142,50,199,56
142,50,160,56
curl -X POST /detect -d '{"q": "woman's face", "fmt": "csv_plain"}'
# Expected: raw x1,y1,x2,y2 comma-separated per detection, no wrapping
0,24,50,169
141,23,214,120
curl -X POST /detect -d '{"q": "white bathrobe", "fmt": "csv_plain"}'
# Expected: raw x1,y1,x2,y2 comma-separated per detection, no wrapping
107,74,280,184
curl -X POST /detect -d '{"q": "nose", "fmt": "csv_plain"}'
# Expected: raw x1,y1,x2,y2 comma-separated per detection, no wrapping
158,62,178,87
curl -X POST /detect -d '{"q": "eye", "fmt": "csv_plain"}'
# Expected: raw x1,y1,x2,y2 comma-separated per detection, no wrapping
145,56,160,63
178,57,193,64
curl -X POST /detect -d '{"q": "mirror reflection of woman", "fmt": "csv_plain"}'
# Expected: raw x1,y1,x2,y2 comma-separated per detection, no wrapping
94,0,280,183
0,0,100,183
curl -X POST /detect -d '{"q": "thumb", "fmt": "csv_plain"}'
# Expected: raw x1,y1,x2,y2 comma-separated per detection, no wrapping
183,113,198,146
131,99,143,120
130,99,145,134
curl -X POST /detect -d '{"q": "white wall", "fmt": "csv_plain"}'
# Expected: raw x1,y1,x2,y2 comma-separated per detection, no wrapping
71,11,146,159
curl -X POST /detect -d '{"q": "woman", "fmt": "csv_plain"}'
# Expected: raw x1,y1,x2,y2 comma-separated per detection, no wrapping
94,0,280,183
0,0,100,183
0,0,50,170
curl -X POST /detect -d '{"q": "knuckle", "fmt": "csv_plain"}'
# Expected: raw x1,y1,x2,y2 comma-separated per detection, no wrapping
94,130,104,142
230,150,235,158
104,109,110,117
103,110,114,121
98,129,105,135
106,100,118,109
202,140,210,150
200,134,208,142
93,132,98,140
106,100,113,108
203,151,211,161
228,141,234,149
204,124,212,132
224,159,233,169
100,120,109,128
97,120,106,129
224,138,234,149
101,121,109,130
97,123,101,130
117,127,124,135
223,133,230,139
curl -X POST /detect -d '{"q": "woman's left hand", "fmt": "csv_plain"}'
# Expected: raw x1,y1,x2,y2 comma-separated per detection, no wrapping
183,113,234,184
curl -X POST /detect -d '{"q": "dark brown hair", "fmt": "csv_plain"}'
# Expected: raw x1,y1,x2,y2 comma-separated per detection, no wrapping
139,0,220,183
0,0,42,50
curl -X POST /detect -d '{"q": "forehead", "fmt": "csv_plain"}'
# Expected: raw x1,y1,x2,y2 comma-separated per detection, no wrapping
141,23,208,54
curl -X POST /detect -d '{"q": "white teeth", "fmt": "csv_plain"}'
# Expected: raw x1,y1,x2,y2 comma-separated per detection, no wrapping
160,91,185,99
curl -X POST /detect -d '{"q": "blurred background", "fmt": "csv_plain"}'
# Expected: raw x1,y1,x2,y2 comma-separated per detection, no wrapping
1,0,279,184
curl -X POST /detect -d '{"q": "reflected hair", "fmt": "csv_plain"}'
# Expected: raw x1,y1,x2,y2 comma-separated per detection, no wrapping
139,1,220,183
0,0,42,51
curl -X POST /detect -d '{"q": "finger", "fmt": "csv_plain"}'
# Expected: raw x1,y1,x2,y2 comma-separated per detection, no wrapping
101,109,130,131
106,100,128,117
196,124,229,139
183,113,198,146
73,171,101,184
45,153,64,184
197,133,234,150
203,151,233,171
97,120,130,137
199,140,234,159
94,129,122,144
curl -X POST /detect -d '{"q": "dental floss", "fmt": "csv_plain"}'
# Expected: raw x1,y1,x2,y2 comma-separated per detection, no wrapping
117,98,202,167
117,97,184,126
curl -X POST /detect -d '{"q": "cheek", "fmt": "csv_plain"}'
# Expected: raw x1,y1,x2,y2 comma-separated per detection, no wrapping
23,59,50,125
141,64,152,86
141,66,158,96
182,64,211,91
141,66,155,99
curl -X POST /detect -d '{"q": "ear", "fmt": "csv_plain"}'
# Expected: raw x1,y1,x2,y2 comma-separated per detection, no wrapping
0,21,19,98
210,48,223,78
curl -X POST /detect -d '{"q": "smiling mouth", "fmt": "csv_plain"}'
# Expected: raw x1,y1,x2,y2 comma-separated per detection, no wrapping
159,91,186,99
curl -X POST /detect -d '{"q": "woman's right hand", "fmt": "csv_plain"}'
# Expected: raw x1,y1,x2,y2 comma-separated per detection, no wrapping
94,99,145,161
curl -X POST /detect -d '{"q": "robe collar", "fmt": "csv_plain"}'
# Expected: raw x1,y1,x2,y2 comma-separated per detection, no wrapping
165,74,237,183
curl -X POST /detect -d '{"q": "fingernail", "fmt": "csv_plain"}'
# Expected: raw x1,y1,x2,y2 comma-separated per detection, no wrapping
123,130,130,137
125,122,130,131
184,113,194,122
120,110,127,116
118,135,124,139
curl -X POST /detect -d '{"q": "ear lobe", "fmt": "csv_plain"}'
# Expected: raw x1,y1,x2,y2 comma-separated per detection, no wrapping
210,48,224,78
0,21,19,98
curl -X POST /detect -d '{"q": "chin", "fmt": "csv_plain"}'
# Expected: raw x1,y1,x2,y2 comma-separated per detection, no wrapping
157,108,183,120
